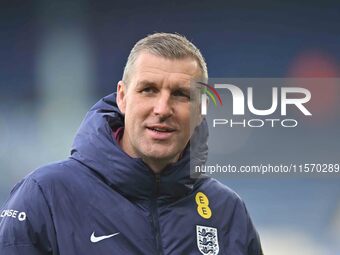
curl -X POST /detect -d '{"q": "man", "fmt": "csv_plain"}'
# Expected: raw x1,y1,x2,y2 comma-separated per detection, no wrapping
0,33,263,254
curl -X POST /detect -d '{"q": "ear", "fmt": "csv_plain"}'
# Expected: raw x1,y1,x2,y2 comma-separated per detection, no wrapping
195,93,205,127
116,81,127,114
190,105,204,131
197,114,204,126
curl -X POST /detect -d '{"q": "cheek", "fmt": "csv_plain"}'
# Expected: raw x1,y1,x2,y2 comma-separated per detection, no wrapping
124,101,146,128
178,112,193,136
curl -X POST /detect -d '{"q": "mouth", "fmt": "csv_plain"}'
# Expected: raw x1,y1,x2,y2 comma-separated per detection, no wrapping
146,125,177,140
147,125,176,132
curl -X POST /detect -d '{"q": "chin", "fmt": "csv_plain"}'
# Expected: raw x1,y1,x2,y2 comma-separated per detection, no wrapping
142,147,181,162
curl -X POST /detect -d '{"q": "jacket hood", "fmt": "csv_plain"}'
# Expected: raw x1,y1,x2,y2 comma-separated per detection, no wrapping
70,93,208,200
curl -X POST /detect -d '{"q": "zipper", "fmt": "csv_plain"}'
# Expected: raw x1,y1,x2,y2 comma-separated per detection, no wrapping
150,174,164,255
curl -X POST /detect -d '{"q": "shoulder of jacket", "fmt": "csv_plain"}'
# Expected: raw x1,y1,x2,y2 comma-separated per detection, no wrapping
25,158,85,188
195,177,243,203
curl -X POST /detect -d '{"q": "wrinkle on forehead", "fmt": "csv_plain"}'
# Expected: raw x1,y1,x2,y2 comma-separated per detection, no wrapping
132,53,200,81
135,73,193,89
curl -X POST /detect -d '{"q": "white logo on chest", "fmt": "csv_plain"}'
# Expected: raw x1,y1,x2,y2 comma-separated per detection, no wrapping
90,232,120,243
196,225,219,255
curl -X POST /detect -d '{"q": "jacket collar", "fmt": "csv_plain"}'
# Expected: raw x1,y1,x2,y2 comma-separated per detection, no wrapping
71,93,208,200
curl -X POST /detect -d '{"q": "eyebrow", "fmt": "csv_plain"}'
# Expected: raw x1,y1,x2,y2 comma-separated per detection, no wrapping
135,80,199,95
136,80,159,88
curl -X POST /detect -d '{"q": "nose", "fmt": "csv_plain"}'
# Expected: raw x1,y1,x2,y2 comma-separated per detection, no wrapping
153,91,173,119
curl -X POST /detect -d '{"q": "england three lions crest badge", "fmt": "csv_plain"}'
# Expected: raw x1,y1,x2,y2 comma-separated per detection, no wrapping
196,225,219,255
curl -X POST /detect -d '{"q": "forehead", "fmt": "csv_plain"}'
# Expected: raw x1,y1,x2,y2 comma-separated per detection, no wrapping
131,52,200,86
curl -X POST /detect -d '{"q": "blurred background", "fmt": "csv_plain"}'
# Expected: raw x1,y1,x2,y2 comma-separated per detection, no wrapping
0,0,339,254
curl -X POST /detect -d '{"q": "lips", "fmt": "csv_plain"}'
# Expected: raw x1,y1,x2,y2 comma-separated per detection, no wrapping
146,125,176,140
147,125,176,132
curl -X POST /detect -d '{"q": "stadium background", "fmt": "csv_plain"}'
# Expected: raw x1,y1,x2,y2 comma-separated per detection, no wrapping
1,1,339,254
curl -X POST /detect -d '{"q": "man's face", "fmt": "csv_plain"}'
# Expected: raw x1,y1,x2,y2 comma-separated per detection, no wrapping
117,52,202,171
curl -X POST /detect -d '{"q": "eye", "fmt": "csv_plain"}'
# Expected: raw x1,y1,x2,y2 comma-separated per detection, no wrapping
173,90,191,100
140,86,157,94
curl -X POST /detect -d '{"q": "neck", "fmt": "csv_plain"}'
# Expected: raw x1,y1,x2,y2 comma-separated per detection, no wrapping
142,156,179,174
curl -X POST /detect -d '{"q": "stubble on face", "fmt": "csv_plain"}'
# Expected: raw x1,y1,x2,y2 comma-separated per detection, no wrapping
117,52,202,173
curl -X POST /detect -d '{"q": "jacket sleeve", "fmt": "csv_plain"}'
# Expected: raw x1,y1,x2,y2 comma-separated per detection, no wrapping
0,177,57,254
242,200,264,255
246,217,263,255
224,195,264,255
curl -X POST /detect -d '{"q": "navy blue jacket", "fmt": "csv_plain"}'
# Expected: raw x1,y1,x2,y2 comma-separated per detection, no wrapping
0,94,263,255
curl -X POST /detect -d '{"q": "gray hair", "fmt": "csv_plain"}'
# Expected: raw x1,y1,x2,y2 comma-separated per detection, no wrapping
122,32,208,84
